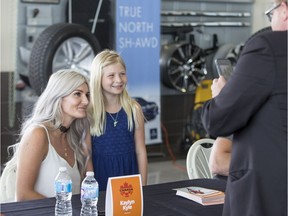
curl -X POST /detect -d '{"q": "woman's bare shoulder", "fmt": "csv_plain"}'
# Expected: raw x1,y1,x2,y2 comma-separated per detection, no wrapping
21,125,50,147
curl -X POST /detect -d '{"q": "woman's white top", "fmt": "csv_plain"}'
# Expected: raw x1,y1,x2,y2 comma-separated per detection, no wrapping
34,125,81,197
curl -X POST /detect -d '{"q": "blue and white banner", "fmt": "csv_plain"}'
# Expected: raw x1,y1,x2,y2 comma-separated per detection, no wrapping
116,0,161,144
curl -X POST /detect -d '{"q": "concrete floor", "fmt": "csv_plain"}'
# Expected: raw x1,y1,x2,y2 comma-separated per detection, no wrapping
147,159,189,185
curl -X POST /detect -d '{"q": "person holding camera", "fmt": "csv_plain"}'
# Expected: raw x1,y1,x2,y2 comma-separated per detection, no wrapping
201,1,287,215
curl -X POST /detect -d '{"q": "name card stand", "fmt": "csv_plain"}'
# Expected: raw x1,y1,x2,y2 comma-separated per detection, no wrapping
105,174,143,216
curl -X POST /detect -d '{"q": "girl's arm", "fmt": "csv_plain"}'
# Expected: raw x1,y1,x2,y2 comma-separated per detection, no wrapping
134,102,148,186
16,127,49,201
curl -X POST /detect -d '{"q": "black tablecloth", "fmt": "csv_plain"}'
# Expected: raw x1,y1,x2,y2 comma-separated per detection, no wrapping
1,178,226,216
143,178,226,216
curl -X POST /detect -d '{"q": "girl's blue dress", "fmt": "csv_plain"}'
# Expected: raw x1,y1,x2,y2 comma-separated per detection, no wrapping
91,108,139,191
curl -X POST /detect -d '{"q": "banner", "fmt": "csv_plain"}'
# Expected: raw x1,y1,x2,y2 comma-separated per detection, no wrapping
115,0,161,145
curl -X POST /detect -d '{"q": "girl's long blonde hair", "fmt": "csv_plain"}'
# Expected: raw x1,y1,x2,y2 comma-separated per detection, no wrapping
89,49,140,136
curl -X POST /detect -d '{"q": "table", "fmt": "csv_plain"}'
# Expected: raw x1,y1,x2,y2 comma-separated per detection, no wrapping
0,178,226,216
143,178,226,216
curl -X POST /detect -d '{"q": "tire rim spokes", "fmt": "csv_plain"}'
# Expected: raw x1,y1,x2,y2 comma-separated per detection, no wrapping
53,37,95,76
167,44,207,93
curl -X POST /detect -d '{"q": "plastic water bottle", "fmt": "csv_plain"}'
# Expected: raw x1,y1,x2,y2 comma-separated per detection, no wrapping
80,171,99,216
55,167,73,216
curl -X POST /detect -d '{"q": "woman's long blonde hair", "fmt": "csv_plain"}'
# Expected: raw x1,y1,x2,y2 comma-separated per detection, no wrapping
7,69,90,177
89,49,140,136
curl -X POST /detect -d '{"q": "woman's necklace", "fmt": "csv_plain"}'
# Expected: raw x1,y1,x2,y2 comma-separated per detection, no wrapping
108,111,119,127
59,136,68,157
64,144,68,158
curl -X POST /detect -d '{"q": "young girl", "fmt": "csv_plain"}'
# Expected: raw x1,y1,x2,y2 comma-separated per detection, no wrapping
89,49,148,191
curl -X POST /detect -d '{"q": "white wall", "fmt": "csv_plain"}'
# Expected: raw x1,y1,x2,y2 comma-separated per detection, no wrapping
0,0,273,72
252,0,271,33
1,0,17,72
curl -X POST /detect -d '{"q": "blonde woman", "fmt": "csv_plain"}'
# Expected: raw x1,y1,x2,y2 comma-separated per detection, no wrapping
89,49,148,191
4,70,93,201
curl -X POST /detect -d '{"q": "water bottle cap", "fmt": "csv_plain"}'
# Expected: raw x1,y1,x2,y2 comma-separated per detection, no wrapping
59,167,67,172
86,171,94,176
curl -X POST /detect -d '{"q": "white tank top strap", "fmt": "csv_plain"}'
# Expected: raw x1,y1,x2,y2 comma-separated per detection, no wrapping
35,124,51,144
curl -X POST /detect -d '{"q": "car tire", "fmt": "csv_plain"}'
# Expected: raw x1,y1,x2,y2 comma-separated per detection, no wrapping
29,23,101,95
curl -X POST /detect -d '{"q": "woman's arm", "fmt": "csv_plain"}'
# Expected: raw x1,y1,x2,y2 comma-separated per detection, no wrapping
209,137,232,176
134,102,148,186
16,127,49,201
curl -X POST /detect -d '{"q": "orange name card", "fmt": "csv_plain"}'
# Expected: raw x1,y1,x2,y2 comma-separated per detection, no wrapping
105,174,143,216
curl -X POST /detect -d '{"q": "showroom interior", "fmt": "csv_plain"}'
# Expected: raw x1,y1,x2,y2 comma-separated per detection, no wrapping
1,0,271,186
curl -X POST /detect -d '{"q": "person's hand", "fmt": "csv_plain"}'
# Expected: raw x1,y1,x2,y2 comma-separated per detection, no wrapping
211,76,226,98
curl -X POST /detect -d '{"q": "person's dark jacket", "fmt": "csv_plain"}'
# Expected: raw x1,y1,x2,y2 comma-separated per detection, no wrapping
201,30,287,216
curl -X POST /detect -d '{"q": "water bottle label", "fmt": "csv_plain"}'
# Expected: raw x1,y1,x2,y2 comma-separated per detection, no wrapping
55,181,72,193
81,186,98,199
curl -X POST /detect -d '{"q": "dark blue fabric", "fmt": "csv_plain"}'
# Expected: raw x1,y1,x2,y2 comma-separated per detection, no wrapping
92,108,139,191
